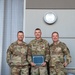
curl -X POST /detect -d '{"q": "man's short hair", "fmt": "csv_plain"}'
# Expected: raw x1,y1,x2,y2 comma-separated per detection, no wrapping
52,31,59,36
17,31,24,35
35,28,41,31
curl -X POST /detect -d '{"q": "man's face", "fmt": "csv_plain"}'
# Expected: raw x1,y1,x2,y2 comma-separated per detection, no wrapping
17,33,24,41
52,33,59,42
34,30,42,39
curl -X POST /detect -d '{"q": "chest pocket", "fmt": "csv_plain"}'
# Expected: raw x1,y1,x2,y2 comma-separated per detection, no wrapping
12,46,20,56
21,47,27,55
13,46,27,56
37,44,46,55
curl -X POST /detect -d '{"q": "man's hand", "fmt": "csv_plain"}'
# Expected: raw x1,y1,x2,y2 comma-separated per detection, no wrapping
41,62,46,67
30,62,36,66
63,62,68,67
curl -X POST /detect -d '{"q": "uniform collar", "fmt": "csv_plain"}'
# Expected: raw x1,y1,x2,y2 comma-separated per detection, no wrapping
16,41,25,45
35,38,43,42
53,40,60,45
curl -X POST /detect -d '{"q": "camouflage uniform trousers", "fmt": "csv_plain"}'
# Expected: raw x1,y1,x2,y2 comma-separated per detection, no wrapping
31,66,48,75
11,66,29,75
50,63,67,75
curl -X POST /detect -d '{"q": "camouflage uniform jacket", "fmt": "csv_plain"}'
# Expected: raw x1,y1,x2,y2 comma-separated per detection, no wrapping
28,39,50,63
49,41,71,66
7,41,29,66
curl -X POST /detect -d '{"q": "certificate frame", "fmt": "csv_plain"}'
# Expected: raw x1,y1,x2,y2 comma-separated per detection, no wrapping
32,55,44,66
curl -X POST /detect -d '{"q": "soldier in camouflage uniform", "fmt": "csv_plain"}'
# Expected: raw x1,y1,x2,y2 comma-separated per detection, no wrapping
6,31,29,75
28,28,50,75
49,31,71,75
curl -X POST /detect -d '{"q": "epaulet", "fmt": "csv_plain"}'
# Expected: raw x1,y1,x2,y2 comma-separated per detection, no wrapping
9,42,16,47
42,39,47,42
29,39,35,44
24,42,28,46
10,42,16,45
42,39,48,43
60,42,66,46
49,43,53,47
11,41,16,45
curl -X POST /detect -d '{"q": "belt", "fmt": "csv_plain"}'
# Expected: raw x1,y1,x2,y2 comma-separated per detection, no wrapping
50,66,54,68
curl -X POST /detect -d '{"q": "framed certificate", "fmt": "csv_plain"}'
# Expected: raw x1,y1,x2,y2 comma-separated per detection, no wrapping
32,55,44,66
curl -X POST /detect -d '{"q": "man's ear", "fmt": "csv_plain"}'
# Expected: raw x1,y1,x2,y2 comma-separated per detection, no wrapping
41,32,42,35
